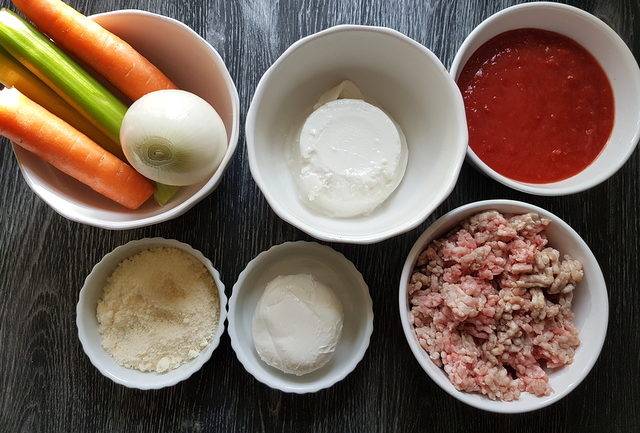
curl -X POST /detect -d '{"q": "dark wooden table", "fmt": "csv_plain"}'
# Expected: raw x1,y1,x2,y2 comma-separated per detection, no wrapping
1,0,638,431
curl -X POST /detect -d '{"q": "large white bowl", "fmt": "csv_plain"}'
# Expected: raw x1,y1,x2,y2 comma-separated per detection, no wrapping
77,238,227,390
246,25,467,244
398,200,608,413
11,10,240,229
228,241,373,393
450,2,640,195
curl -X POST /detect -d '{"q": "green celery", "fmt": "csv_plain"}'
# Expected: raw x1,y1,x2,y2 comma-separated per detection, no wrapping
0,9,126,143
154,184,180,206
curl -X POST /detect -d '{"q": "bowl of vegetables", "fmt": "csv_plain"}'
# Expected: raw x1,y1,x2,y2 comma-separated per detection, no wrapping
0,2,239,229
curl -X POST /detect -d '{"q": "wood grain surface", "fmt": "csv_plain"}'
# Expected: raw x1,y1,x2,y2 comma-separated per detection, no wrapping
0,0,638,432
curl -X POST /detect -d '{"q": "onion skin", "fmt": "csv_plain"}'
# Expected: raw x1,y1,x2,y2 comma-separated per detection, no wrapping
120,89,227,186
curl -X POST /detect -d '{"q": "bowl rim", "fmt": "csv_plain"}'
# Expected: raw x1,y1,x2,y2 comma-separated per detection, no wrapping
449,1,640,196
12,9,240,230
76,237,228,390
227,240,374,393
245,24,468,244
398,199,609,413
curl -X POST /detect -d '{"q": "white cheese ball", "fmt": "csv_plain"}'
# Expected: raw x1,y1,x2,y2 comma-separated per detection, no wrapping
296,98,408,217
252,274,344,375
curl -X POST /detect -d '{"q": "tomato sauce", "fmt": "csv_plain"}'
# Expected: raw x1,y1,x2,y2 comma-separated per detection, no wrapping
457,28,614,183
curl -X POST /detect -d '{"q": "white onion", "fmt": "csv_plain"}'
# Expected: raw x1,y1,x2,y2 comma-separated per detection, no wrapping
120,89,227,186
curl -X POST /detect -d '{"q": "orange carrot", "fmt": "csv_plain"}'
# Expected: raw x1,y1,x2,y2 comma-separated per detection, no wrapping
0,88,153,209
12,0,178,101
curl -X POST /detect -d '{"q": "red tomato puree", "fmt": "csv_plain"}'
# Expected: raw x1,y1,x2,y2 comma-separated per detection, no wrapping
457,28,614,183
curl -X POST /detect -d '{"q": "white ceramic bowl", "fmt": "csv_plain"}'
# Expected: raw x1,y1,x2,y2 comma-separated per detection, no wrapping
450,2,640,195
399,200,608,413
77,238,227,390
228,241,373,393
246,25,467,244
11,10,240,229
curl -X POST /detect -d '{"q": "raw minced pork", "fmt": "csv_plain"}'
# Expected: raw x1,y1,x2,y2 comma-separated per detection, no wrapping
408,210,582,401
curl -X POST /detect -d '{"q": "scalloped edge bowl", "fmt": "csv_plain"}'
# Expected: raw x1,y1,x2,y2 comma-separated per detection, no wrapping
228,241,373,393
246,24,467,244
450,2,640,195
77,237,227,390
399,199,608,413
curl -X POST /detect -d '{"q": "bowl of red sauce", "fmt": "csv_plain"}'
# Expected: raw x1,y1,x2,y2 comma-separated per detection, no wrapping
450,2,640,195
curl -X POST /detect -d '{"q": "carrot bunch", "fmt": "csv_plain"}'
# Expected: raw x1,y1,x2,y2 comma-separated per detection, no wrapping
0,0,180,209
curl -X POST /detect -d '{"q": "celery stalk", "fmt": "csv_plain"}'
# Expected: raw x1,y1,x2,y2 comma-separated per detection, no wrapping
0,8,126,144
154,184,180,206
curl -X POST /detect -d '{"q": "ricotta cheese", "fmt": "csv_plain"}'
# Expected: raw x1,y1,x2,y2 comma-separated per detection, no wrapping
294,80,408,217
252,274,344,376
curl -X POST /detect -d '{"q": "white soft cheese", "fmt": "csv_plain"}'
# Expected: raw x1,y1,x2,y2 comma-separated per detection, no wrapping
295,81,408,217
252,274,344,376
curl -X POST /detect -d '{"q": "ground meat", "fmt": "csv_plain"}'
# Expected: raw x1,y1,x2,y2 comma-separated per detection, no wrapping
409,210,582,401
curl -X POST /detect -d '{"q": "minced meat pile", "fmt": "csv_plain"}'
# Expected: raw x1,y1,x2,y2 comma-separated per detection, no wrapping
408,210,583,401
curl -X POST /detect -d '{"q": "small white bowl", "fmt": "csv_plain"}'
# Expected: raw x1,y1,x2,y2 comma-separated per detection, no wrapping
246,25,467,244
450,2,640,195
228,241,373,393
77,238,227,390
398,199,608,413
11,10,240,229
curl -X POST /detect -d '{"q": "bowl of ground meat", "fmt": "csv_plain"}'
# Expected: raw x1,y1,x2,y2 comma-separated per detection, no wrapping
399,200,608,413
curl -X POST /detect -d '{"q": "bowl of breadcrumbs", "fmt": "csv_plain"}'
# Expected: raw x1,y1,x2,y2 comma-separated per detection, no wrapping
77,237,227,389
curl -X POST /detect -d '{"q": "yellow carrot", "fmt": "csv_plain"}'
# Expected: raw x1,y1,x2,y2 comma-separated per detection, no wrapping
0,44,125,160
